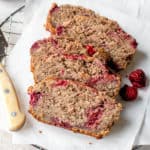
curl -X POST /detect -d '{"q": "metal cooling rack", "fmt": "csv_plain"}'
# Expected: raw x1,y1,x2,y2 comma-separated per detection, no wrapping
0,5,25,55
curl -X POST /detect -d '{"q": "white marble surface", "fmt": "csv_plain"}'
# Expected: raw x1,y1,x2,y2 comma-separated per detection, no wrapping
0,130,35,150
0,0,150,149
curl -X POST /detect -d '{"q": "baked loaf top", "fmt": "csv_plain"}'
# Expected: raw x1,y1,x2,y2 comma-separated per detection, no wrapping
46,3,137,70
28,78,122,138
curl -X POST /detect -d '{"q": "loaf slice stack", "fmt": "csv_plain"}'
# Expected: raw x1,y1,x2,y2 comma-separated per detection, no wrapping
27,3,138,138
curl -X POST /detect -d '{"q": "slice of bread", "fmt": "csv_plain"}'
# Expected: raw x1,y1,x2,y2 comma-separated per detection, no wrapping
32,52,121,97
28,78,122,139
46,3,137,70
30,36,109,72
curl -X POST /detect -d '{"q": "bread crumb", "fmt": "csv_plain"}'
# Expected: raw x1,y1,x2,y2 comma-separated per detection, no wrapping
38,130,43,133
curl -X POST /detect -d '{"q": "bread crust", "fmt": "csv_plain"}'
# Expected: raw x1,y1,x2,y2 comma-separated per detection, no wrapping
45,3,57,34
29,108,111,139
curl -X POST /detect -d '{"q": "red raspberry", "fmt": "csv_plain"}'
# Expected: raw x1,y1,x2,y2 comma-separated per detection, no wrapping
50,38,58,46
63,54,85,60
120,85,138,101
54,80,68,87
85,106,103,129
129,69,146,88
56,26,64,35
86,45,96,56
29,92,41,106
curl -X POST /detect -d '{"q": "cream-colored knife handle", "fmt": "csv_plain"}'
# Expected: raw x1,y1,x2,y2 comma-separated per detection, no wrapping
0,64,25,131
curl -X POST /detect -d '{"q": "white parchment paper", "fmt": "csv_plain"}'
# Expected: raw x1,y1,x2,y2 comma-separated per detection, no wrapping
5,0,150,149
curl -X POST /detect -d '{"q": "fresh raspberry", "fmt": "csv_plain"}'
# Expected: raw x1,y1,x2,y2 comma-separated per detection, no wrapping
129,69,146,88
29,92,41,106
86,45,96,56
56,26,64,35
119,85,138,101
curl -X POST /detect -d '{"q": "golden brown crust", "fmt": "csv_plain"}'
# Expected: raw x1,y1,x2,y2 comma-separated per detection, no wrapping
45,3,57,33
71,127,110,139
114,74,121,98
30,57,35,72
45,16,56,34
29,108,112,139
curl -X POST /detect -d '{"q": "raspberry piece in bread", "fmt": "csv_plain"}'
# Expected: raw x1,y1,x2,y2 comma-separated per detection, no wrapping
32,53,120,98
46,3,137,70
28,78,122,139
30,36,109,72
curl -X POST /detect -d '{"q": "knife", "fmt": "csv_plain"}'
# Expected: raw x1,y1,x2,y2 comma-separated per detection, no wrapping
0,29,25,131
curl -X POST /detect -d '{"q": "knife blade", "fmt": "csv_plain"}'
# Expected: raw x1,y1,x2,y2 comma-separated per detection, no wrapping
0,29,25,131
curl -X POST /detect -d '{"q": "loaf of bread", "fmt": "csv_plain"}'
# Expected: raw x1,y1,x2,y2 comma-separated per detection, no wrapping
28,78,122,138
27,3,127,139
